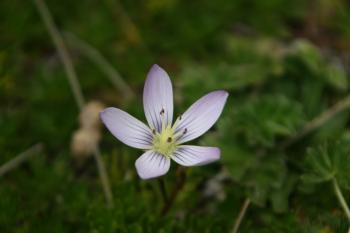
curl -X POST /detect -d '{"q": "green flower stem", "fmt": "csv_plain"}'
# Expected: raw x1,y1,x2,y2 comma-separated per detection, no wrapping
158,178,168,204
332,178,350,222
161,167,187,216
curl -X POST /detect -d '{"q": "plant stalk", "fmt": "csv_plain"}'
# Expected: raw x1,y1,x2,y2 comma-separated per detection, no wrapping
231,198,251,233
158,178,168,204
63,32,134,100
281,95,350,150
333,178,350,222
33,0,84,109
161,167,187,215
0,143,43,177
33,0,113,208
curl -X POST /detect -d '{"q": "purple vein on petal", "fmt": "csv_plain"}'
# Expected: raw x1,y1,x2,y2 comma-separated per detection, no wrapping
135,150,170,179
143,64,174,132
174,90,228,144
171,146,220,166
100,107,153,149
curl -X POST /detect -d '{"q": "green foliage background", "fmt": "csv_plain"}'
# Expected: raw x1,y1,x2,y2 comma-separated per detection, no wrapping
1,0,350,232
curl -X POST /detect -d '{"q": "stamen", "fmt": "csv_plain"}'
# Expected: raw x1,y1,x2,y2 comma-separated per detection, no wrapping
160,108,166,132
152,121,177,156
172,127,188,142
171,114,183,130
152,129,156,135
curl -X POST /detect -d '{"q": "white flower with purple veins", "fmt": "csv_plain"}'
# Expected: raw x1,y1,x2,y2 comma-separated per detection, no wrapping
100,65,228,179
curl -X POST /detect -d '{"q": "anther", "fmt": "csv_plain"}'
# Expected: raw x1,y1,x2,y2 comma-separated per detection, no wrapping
183,128,187,134
167,137,172,143
152,129,156,135
160,108,165,115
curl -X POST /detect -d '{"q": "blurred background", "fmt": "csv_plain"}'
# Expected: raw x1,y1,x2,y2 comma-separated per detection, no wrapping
1,0,350,232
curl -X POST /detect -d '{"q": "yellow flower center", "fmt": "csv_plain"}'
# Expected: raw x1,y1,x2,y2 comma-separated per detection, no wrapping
151,110,188,157
152,125,177,157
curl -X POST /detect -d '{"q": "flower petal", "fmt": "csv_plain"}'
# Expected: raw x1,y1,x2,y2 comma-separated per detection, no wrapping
143,64,173,132
174,90,228,144
172,145,220,166
135,150,171,179
100,107,153,149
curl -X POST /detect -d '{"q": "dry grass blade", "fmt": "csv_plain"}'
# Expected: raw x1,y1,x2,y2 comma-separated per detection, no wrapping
33,0,114,208
63,32,134,101
281,95,350,150
0,143,43,177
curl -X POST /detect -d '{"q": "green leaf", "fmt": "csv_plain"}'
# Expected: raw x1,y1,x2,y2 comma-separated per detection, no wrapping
302,141,350,190
232,95,305,148
323,62,348,91
243,154,287,207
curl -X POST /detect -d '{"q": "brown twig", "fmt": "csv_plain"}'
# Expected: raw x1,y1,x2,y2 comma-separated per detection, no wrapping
231,198,251,233
161,167,187,216
33,0,113,208
0,143,43,176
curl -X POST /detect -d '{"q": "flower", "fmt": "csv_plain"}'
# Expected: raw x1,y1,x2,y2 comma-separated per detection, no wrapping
100,64,229,179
